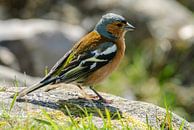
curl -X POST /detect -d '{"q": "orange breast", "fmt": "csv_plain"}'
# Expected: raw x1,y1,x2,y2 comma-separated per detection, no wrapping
83,37,125,85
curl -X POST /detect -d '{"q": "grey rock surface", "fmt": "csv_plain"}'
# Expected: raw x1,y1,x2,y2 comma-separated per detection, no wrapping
191,122,194,128
1,84,193,129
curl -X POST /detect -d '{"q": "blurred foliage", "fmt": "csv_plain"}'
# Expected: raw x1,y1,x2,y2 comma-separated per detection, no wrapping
0,0,194,122
178,0,194,12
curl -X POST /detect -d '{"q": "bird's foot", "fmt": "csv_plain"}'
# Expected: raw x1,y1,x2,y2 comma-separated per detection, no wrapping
97,97,113,104
79,93,99,100
80,94,112,104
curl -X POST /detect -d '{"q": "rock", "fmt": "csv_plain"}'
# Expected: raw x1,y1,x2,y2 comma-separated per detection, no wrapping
0,40,36,75
0,65,40,87
0,46,19,70
1,84,193,129
191,122,194,128
0,19,86,76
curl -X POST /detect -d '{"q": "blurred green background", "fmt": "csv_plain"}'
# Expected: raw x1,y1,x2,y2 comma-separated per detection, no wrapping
0,0,193,122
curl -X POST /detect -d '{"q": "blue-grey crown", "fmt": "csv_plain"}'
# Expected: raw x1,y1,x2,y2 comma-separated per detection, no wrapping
101,13,126,23
95,13,126,40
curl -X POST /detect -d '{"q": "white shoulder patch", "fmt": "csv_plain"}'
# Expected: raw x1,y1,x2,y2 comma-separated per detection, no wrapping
90,63,97,69
102,44,117,55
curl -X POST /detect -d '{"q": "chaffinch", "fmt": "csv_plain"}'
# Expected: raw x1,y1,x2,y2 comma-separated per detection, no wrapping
12,13,134,103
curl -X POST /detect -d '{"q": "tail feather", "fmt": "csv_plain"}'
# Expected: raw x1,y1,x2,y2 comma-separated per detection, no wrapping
10,78,56,98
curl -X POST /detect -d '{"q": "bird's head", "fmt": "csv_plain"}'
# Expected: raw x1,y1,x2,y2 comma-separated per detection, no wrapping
95,13,135,40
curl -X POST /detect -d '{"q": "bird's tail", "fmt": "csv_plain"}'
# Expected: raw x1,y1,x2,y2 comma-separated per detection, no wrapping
10,78,56,98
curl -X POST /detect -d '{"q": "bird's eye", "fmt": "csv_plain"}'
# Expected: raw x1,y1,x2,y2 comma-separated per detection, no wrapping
116,23,122,27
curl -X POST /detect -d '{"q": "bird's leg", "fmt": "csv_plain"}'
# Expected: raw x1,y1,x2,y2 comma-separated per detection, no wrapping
89,86,112,103
76,85,98,100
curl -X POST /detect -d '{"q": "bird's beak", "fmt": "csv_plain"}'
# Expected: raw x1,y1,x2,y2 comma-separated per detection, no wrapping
124,22,135,31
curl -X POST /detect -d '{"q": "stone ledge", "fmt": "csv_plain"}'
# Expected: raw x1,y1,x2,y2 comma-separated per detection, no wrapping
1,83,193,129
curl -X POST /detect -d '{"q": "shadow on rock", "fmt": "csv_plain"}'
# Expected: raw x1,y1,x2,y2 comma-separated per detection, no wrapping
16,97,122,119
58,98,122,119
16,98,59,109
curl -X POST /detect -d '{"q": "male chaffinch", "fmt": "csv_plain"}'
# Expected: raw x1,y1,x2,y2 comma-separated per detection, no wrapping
11,13,134,103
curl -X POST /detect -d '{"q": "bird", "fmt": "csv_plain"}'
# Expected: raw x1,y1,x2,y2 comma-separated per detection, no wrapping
11,13,135,103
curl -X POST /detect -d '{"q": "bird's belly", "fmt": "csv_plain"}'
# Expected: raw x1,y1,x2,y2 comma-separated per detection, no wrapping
83,51,124,85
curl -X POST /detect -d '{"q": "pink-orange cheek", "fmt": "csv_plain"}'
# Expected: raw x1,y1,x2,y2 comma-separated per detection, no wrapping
106,24,121,37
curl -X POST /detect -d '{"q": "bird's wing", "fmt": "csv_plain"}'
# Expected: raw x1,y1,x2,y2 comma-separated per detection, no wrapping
41,31,116,83
40,49,73,82
12,32,117,98
13,41,117,98
56,41,117,84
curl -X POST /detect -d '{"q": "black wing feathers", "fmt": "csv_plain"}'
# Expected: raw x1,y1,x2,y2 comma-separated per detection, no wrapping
58,42,117,83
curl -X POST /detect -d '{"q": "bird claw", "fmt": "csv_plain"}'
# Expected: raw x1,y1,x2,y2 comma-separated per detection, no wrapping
98,98,113,104
79,94,99,100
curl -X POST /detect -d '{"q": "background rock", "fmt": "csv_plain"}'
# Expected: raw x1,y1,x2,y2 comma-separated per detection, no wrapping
0,65,40,87
0,19,86,76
